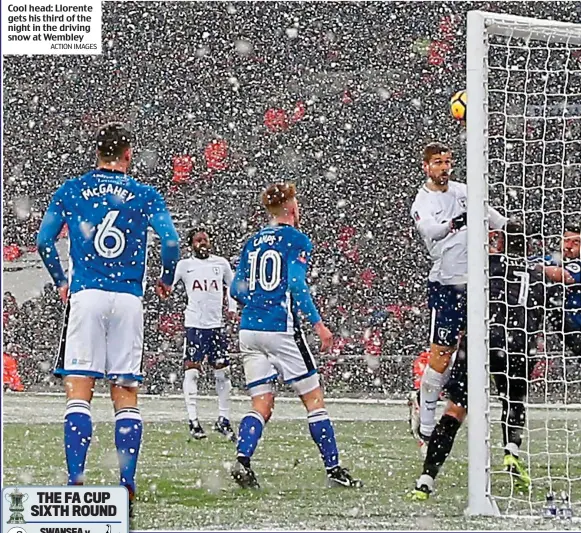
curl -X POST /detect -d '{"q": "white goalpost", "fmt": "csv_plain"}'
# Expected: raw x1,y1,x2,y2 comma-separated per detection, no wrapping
467,10,581,518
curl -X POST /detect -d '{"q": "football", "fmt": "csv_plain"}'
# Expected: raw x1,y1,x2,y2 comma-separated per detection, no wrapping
450,90,467,121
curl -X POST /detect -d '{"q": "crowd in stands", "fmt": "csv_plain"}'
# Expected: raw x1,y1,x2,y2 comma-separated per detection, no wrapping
3,2,580,395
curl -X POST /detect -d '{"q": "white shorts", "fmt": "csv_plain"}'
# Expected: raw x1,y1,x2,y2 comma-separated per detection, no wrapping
239,329,319,392
54,289,144,384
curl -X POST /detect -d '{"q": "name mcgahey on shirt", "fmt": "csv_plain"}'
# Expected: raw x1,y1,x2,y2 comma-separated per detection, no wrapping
81,184,136,202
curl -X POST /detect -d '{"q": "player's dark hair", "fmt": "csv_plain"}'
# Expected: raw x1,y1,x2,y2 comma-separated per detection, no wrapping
262,182,296,215
565,219,580,234
187,227,211,246
504,221,526,257
96,123,132,162
423,142,450,163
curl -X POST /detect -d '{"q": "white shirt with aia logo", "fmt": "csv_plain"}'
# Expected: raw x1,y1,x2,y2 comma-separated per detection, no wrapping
173,254,237,329
410,181,506,285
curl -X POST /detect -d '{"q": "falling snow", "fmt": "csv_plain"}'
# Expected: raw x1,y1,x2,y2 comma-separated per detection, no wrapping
3,1,581,529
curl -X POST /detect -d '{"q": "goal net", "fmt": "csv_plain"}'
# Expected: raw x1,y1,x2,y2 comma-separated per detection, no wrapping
466,11,581,518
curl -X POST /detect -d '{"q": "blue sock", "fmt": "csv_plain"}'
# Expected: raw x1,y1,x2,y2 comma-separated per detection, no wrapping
115,407,143,496
237,411,265,463
308,408,339,470
64,399,93,485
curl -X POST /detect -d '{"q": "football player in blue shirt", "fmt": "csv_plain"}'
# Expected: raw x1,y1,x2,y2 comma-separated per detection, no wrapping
542,221,581,357
230,182,361,489
37,123,179,516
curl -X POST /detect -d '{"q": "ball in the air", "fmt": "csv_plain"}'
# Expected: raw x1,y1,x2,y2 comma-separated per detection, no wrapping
450,90,467,121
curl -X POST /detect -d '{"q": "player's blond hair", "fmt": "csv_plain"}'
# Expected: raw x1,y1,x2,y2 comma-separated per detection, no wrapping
261,183,296,216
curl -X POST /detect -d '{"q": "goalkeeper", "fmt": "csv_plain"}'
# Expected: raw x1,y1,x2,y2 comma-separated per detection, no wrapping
411,223,544,500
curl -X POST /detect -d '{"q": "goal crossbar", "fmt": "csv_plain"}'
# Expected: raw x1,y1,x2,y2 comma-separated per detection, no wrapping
483,11,581,45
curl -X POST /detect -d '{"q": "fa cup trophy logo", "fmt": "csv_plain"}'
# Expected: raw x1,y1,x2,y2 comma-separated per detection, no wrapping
5,489,28,524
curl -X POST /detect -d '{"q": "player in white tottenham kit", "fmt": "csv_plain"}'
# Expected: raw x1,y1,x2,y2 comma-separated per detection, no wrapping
173,230,237,441
409,142,506,455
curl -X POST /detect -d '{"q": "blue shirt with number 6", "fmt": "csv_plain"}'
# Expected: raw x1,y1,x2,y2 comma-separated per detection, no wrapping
231,223,321,332
37,169,179,297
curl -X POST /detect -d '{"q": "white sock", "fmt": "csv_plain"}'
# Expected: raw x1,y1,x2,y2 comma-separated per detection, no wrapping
505,442,519,457
420,366,447,437
183,368,199,421
417,474,434,491
214,368,231,419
